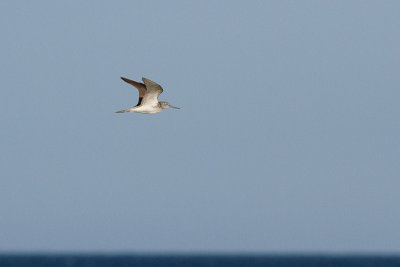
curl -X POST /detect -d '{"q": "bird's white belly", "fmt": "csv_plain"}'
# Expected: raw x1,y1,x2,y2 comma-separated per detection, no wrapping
132,104,162,114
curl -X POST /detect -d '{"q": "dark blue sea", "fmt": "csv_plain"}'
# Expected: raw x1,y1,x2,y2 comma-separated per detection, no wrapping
1,255,400,267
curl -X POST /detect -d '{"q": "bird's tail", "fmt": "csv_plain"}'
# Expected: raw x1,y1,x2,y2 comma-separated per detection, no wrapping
115,109,131,113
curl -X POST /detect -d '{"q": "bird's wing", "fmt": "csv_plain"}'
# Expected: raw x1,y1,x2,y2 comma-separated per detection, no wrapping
121,77,147,106
141,77,163,106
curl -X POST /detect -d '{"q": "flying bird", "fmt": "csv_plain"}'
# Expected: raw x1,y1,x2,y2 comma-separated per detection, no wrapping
116,77,180,114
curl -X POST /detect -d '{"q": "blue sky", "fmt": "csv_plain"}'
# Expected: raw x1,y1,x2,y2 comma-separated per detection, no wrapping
1,0,400,253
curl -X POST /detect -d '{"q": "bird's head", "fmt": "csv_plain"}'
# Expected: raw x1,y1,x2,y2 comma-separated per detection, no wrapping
160,101,180,110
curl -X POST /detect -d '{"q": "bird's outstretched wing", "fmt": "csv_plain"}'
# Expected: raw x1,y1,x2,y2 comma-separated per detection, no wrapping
141,77,163,106
121,77,147,106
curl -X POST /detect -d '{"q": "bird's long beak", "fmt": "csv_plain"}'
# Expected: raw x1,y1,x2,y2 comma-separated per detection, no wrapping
168,104,180,109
